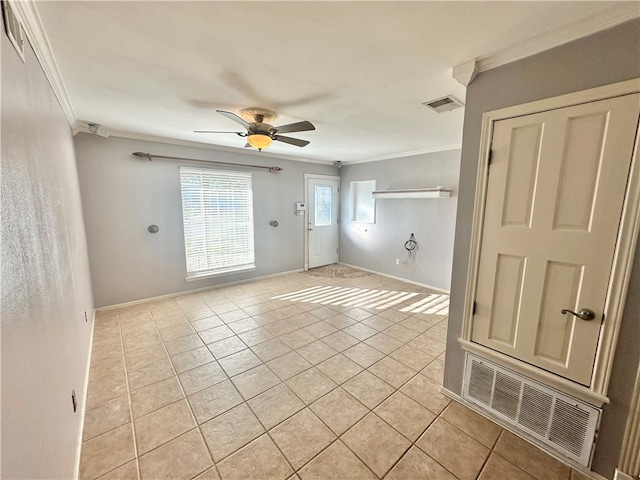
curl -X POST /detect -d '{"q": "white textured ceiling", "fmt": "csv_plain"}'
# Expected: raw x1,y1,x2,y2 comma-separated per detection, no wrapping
35,1,635,163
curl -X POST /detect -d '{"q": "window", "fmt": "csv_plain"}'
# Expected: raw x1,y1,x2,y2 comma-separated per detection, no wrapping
350,180,376,223
180,166,255,280
314,185,333,226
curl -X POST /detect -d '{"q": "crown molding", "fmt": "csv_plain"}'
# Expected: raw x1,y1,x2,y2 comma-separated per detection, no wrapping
346,144,462,165
453,4,640,84
10,0,77,128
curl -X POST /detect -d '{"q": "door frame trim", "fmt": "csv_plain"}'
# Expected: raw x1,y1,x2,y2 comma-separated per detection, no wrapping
459,78,640,404
303,173,341,270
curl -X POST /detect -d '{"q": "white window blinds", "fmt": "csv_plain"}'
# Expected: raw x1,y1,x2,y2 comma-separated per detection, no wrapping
180,167,255,278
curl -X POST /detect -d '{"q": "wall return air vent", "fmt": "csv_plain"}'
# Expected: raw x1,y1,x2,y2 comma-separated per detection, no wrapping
462,353,601,467
422,95,464,113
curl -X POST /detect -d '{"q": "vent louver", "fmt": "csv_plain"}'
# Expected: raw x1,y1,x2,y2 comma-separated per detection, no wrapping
463,354,601,466
422,95,464,113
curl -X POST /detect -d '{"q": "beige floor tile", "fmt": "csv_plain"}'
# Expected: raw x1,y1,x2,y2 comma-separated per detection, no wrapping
384,324,420,343
441,401,502,448
323,314,357,329
96,460,138,480
343,371,395,409
139,429,213,480
479,453,535,480
188,379,243,424
183,307,216,322
226,318,260,335
199,325,236,344
247,383,304,429
376,390,436,440
571,469,593,480
231,364,282,400
309,306,339,320
178,361,227,396
122,332,163,354
342,413,410,477
316,353,363,384
171,346,214,374
407,333,446,356
399,316,433,333
267,351,312,380
367,356,416,388
390,344,436,371
494,431,571,480
125,344,168,371
193,467,221,480
266,319,299,337
87,372,128,408
279,329,317,349
251,338,292,362
342,323,378,341
303,321,338,339
219,309,250,324
135,399,196,455
285,367,337,404
416,418,490,480
89,354,126,382
201,403,265,462
361,315,395,332
211,302,241,315
158,323,196,341
363,332,405,355
421,355,445,384
164,333,205,356
269,408,336,469
385,445,456,480
127,358,174,392
207,336,248,359
376,309,409,323
83,395,131,441
310,387,368,436
296,340,338,365
154,314,190,331
80,423,136,479
238,327,275,347
298,440,375,480
131,376,184,418
149,302,182,319
120,322,156,341
321,331,360,352
400,373,451,414
343,308,373,321
191,316,224,332
218,349,262,377
343,343,385,368
216,434,293,480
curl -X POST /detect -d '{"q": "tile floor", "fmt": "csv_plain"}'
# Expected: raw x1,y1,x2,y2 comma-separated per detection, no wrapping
80,269,588,480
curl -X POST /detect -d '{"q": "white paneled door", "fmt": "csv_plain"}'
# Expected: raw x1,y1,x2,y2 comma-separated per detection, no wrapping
472,94,640,386
308,176,339,269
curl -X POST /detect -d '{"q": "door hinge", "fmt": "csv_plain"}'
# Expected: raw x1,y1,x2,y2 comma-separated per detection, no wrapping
487,149,493,166
336,248,339,254
473,301,477,315
601,313,605,325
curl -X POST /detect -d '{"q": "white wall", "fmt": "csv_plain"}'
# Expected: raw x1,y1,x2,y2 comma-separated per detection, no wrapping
339,150,460,290
1,30,94,478
74,134,338,307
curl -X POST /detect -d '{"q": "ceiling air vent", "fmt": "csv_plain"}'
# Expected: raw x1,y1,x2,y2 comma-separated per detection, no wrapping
423,95,464,113
2,0,25,62
462,353,601,467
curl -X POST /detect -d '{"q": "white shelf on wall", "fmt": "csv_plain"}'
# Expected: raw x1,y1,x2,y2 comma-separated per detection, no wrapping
371,187,451,199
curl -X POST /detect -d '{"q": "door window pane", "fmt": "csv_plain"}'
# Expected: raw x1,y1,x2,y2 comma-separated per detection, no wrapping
315,186,332,226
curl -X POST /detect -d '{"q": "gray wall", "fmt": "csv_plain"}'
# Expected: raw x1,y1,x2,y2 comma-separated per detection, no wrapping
444,19,640,478
339,150,460,290
74,134,338,307
1,30,94,479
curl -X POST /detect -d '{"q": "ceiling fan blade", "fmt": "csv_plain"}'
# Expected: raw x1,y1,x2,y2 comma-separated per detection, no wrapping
216,110,251,129
273,135,310,147
273,121,315,134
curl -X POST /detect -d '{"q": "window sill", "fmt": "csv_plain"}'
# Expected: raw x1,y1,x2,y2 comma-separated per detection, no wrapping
186,265,256,282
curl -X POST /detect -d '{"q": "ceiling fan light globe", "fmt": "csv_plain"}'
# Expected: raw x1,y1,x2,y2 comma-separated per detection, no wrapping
247,133,272,150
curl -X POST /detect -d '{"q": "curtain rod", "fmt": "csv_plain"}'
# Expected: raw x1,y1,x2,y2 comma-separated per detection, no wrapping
131,152,283,172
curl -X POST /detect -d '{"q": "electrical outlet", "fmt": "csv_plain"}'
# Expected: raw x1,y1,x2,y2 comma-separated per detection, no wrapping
395,258,400,265
272,257,277,263
403,261,408,267
71,390,77,413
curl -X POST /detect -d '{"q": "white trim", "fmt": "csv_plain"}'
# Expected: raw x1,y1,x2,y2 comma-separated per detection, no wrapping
304,173,341,271
452,59,478,87
371,187,451,199
618,361,640,479
339,262,450,294
10,0,77,128
95,269,304,311
441,387,610,480
460,79,640,401
613,469,635,480
467,4,640,74
74,308,95,480
345,144,462,165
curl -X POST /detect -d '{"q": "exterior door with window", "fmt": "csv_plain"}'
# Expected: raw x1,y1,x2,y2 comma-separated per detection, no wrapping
308,176,339,268
471,93,639,385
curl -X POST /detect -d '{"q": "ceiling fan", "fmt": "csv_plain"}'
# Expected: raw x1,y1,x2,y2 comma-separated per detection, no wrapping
195,108,315,151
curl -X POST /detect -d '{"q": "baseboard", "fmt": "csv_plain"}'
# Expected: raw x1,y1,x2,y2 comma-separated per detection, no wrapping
613,469,635,480
440,387,609,480
74,308,96,479
338,262,450,294
96,269,304,311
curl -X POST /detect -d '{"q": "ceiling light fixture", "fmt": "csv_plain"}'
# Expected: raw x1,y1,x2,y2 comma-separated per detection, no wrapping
247,133,272,151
